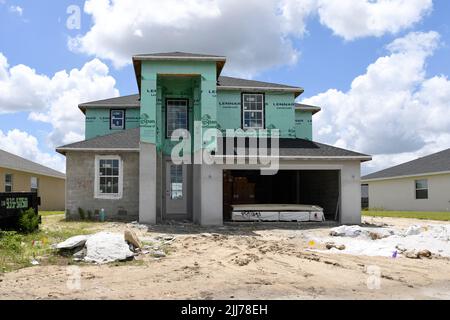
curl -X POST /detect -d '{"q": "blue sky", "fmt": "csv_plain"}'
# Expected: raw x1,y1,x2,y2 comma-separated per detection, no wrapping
0,0,449,174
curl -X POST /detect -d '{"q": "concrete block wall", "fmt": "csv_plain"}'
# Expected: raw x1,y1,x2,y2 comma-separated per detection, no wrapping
65,151,139,221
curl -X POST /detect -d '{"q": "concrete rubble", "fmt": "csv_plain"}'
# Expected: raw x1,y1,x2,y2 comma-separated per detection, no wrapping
55,231,173,264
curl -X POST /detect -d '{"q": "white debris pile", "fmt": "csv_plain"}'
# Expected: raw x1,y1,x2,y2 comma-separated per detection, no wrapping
312,224,450,258
84,232,135,264
55,229,172,263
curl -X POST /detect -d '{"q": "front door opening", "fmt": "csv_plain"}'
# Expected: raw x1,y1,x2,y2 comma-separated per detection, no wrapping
165,162,188,219
223,170,340,222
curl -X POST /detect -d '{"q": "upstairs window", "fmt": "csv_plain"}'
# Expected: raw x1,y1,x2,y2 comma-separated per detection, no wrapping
110,109,125,130
415,179,428,200
31,177,38,194
5,174,12,192
242,93,264,129
166,99,188,138
95,155,123,199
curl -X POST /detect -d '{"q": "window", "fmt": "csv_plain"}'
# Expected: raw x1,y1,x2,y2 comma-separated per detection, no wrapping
242,93,264,129
94,155,123,199
415,179,428,200
166,99,188,138
170,165,183,200
30,177,38,193
110,109,125,130
5,174,12,192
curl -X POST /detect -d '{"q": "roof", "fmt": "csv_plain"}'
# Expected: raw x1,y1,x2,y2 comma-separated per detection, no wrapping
56,128,140,154
295,103,321,115
57,128,371,161
133,52,226,60
362,148,450,181
217,138,371,160
0,149,66,179
78,94,140,113
132,51,227,90
218,76,303,96
78,76,304,111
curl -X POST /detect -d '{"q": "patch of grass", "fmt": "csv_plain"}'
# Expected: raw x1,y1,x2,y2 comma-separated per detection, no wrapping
0,216,98,274
363,210,450,221
40,211,64,216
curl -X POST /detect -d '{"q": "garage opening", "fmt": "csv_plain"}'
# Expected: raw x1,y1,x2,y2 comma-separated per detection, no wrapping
223,170,340,222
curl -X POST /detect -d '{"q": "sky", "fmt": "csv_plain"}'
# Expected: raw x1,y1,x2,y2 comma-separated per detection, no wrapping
0,0,449,175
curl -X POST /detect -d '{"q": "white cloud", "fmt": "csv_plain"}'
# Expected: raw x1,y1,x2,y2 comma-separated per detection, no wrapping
69,0,299,76
0,129,66,172
69,0,433,74
302,31,450,174
314,0,432,41
0,53,119,147
9,5,23,16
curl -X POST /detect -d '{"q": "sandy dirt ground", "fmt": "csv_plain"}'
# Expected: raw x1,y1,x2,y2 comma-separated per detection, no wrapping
1,216,450,300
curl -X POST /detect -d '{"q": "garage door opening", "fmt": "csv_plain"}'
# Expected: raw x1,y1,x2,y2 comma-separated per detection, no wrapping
223,170,341,222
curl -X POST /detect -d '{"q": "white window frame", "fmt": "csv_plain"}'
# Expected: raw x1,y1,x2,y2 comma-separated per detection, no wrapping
94,155,123,199
166,99,188,138
415,179,428,200
30,176,38,194
242,93,265,130
110,109,126,130
5,173,13,192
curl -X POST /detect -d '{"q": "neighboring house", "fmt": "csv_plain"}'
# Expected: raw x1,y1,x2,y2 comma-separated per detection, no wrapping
362,148,450,212
56,52,371,225
0,149,66,211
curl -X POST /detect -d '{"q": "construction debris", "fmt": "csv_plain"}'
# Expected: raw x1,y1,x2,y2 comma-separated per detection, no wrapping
84,232,135,264
55,235,90,250
314,224,450,258
124,229,142,249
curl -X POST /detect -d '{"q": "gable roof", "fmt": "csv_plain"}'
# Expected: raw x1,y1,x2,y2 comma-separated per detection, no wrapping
362,148,450,181
56,128,371,161
0,149,66,179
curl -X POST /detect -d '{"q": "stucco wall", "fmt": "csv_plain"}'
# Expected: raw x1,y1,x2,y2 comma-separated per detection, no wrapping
366,173,450,212
0,167,65,211
65,151,139,220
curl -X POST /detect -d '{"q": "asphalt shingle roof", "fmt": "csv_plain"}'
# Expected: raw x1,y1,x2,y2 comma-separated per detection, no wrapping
57,128,370,160
362,148,450,180
78,76,303,110
56,128,140,154
0,149,66,179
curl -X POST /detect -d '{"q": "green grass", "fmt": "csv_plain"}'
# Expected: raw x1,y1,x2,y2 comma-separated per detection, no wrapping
0,215,97,273
363,210,450,221
39,211,64,216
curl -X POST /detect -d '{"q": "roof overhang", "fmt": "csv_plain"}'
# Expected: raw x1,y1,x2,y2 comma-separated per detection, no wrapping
213,155,372,162
132,55,226,93
218,86,304,97
362,170,450,183
0,165,66,180
56,148,140,155
295,103,321,115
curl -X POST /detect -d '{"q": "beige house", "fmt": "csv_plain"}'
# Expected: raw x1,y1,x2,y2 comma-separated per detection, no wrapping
0,149,66,211
362,149,450,212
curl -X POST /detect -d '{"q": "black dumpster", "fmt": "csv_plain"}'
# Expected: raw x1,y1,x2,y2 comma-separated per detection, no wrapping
0,192,41,230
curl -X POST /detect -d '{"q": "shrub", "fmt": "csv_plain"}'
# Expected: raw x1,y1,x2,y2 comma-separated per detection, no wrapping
87,210,93,221
17,208,40,234
78,207,86,220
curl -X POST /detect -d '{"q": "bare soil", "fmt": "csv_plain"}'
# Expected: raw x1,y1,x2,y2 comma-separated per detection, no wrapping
1,216,450,300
